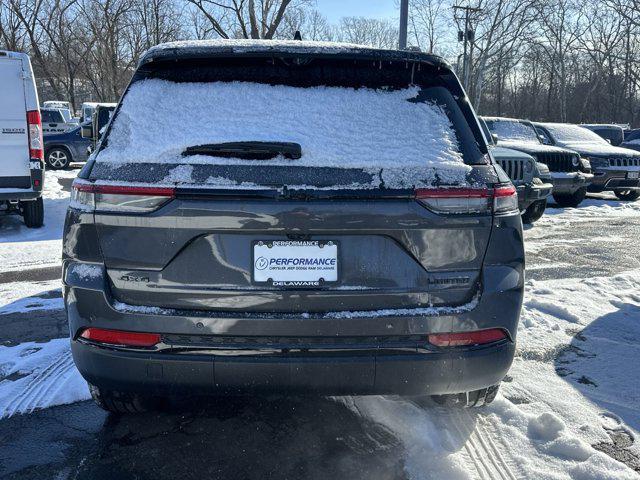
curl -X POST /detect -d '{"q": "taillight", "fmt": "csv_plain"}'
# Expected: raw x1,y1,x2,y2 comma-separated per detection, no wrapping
26,110,43,161
70,181,175,212
492,185,518,214
80,328,160,347
415,184,518,215
428,328,507,347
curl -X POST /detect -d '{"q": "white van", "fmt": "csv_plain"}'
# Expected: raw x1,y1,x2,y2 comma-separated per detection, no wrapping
0,50,44,228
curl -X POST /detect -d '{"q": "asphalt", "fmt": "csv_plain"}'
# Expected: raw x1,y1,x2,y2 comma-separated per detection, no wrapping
1,194,639,479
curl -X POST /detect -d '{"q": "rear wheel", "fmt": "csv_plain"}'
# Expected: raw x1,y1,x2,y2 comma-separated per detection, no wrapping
431,385,500,408
89,383,150,414
46,147,71,169
552,187,587,208
21,197,44,228
614,189,640,201
521,199,547,224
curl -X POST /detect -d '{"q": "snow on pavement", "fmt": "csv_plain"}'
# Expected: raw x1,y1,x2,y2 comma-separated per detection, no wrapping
0,339,89,418
0,169,77,274
341,270,640,479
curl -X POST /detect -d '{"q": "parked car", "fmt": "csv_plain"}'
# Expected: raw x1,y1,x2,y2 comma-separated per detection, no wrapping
42,100,77,125
43,126,91,169
483,117,592,207
535,122,640,201
621,128,640,153
581,124,625,146
81,103,117,153
80,101,116,124
41,107,77,134
480,118,553,223
0,50,44,228
64,40,524,413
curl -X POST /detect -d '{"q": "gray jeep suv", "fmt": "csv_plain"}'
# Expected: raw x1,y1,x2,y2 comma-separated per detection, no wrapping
535,122,640,201
483,117,593,207
63,40,524,413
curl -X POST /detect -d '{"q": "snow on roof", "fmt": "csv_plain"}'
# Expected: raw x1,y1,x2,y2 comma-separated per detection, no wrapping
96,79,470,187
141,39,447,68
485,117,540,143
146,39,375,56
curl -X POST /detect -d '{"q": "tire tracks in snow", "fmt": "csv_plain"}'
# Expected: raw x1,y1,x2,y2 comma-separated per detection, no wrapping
448,408,519,480
1,349,75,418
419,403,519,480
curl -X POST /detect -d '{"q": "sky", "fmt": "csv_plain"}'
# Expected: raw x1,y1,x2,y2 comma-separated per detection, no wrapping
314,0,399,22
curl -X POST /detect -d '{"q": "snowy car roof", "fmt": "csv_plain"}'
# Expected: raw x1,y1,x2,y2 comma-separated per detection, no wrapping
482,116,532,124
140,39,449,69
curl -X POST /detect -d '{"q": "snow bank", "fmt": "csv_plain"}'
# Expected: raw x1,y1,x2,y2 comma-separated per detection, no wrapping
97,79,470,187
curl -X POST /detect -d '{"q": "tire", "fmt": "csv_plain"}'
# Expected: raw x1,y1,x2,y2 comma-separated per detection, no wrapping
21,197,44,228
522,199,547,224
614,189,640,201
89,383,150,414
45,147,71,169
552,186,587,208
431,385,500,408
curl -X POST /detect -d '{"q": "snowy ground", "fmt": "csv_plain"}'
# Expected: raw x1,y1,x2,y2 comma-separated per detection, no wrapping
1,175,640,479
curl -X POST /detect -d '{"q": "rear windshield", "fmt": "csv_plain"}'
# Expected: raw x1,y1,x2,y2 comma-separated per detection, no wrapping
93,61,480,189
485,119,540,144
42,110,64,123
544,124,608,144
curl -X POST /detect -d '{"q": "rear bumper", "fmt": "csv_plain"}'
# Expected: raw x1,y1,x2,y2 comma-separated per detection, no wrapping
70,337,515,396
0,188,41,201
516,182,553,211
64,260,523,396
588,169,640,192
0,167,43,201
549,172,592,194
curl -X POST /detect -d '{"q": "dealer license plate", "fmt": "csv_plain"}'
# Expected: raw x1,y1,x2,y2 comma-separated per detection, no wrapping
628,171,639,179
253,241,338,287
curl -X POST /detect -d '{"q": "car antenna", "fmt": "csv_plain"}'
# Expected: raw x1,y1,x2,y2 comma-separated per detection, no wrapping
294,31,302,41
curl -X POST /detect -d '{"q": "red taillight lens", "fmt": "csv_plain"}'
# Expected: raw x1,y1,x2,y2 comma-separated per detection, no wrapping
428,328,507,347
70,181,175,212
26,110,43,161
415,184,518,215
492,185,518,214
80,328,161,347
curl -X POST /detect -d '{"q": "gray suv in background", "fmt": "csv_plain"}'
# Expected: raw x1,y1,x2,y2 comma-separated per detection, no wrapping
63,40,524,413
483,117,593,207
480,118,552,223
535,122,640,201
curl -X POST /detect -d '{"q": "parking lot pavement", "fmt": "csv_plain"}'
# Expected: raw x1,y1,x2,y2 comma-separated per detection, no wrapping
1,194,640,479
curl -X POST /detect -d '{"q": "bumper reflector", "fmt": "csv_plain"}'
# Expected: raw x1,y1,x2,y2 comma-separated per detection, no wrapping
80,328,160,347
428,329,507,347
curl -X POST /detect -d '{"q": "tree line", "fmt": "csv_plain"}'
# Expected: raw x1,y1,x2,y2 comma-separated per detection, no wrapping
1,0,639,126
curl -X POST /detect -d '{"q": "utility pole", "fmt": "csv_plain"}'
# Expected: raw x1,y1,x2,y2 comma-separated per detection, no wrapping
453,5,482,92
399,0,409,50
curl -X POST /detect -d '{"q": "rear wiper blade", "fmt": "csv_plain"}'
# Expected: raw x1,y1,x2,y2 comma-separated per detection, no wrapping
182,141,302,160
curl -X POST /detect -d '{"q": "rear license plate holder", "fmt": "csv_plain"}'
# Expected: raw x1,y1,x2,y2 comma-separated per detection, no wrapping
252,240,338,287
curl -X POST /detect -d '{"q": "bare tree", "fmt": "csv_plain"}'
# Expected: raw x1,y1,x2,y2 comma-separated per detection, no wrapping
408,0,451,54
336,16,398,48
277,6,333,40
183,0,300,39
